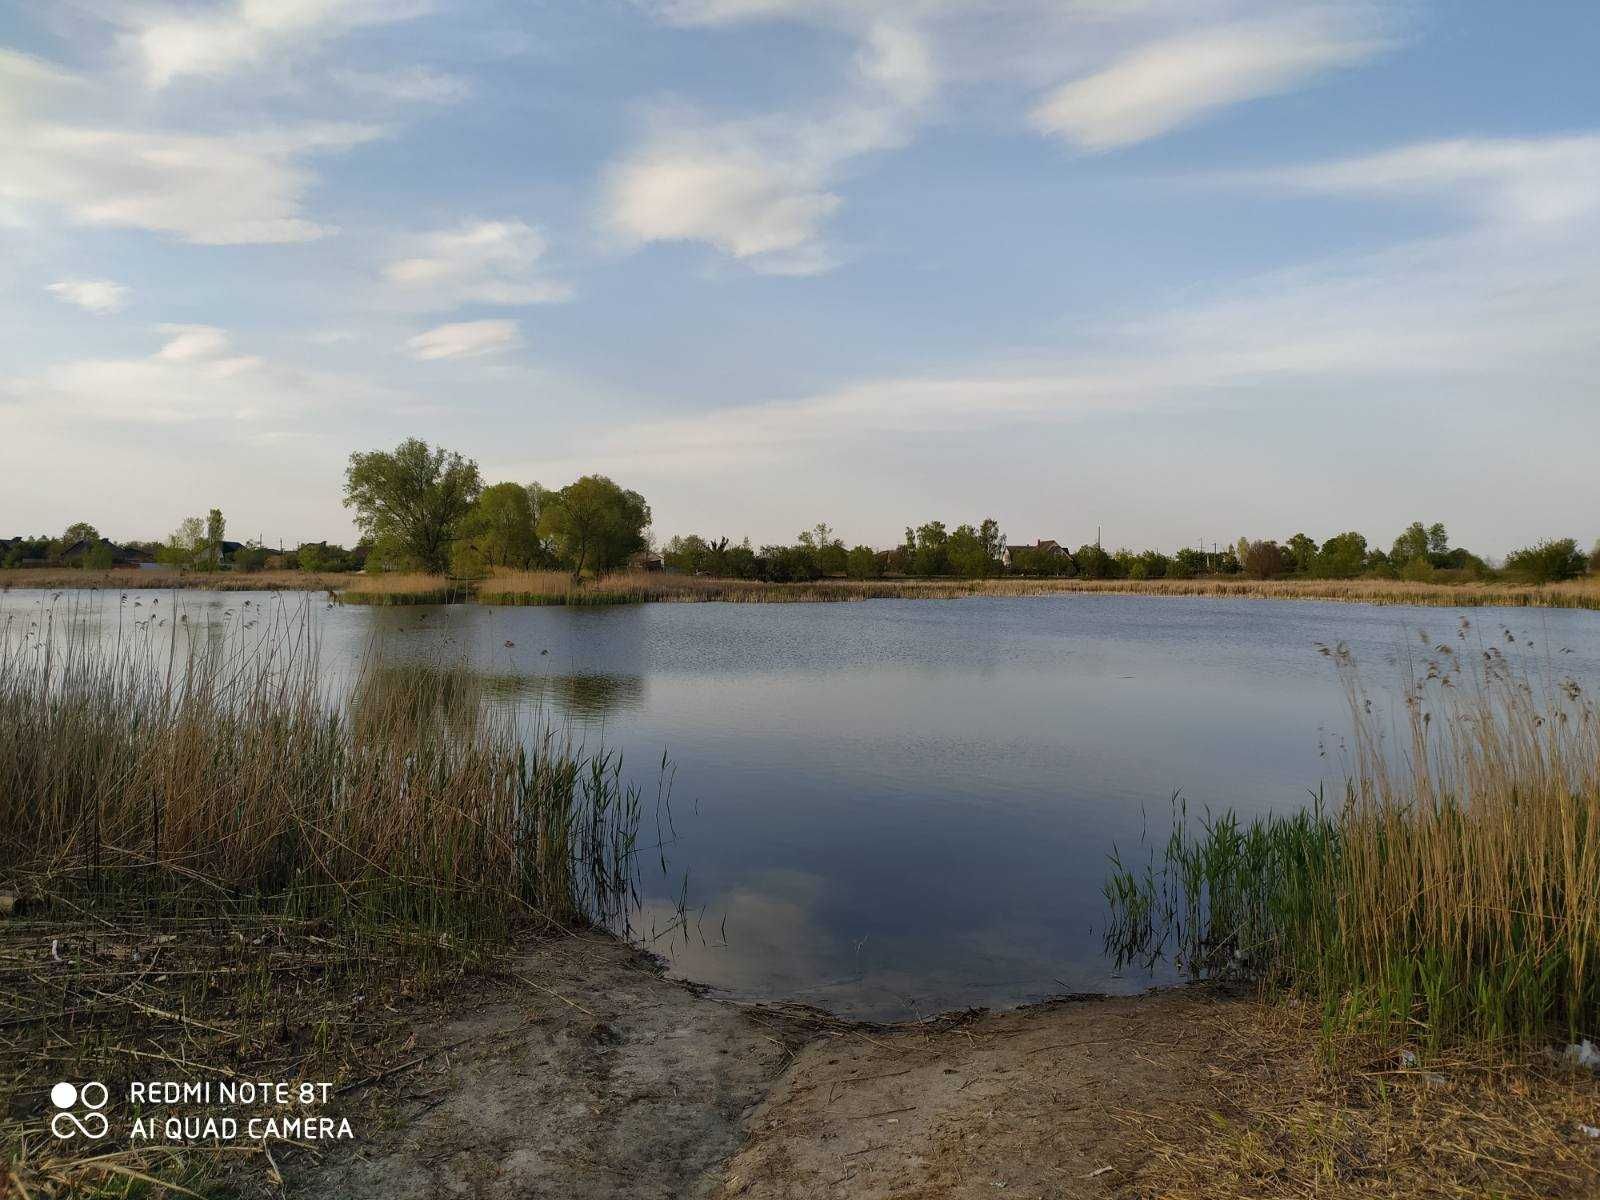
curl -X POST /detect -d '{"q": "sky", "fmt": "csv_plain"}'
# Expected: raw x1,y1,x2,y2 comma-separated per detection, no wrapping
1,1,1597,557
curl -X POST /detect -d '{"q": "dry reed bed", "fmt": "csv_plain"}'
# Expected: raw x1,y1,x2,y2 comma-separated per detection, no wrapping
379,570,1600,609
0,568,359,592
0,605,641,929
1108,618,1600,1048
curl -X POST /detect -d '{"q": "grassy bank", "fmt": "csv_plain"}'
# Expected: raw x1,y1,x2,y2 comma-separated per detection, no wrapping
333,571,471,605
1106,624,1600,1049
0,567,360,592
9,565,1599,609
0,607,646,1195
353,569,1600,610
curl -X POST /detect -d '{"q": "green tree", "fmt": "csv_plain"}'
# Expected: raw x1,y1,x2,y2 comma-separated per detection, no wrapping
947,524,992,578
1503,538,1586,584
298,542,329,573
455,481,544,574
1239,539,1287,580
82,541,114,570
539,475,651,580
1285,533,1318,575
203,508,226,571
978,518,1005,567
759,544,823,582
1315,532,1368,578
161,516,207,569
904,522,950,577
1135,549,1170,579
1075,544,1114,580
662,534,711,574
1011,546,1074,577
61,521,100,547
797,524,847,575
1392,521,1449,568
1173,547,1209,577
344,439,483,573
845,545,882,579
722,539,760,579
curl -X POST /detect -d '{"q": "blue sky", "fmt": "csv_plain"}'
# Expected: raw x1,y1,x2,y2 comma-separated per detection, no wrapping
2,1,1597,557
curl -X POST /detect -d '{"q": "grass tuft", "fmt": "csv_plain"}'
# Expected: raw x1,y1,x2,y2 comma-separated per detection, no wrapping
1106,620,1600,1049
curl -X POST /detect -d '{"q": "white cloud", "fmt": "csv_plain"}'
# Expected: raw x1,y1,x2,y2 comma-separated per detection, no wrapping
18,325,288,422
385,221,572,308
155,325,242,363
1031,16,1385,150
407,319,522,361
2,118,380,244
0,49,383,243
601,23,932,274
46,278,129,315
126,0,435,88
334,66,471,105
1249,135,1600,228
617,4,1392,270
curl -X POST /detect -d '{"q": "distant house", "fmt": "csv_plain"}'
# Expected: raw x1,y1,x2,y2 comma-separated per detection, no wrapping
59,538,148,567
629,551,664,572
1003,539,1072,569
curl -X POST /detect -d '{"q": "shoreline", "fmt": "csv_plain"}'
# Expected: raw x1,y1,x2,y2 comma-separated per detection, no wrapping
282,934,1600,1200
8,913,1597,1199
6,569,1600,612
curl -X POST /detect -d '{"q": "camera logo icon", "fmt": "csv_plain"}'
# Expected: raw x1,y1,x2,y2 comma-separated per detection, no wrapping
50,1081,109,1140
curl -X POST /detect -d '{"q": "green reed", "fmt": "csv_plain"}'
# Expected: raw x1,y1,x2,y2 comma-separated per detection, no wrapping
1106,623,1600,1048
0,599,644,939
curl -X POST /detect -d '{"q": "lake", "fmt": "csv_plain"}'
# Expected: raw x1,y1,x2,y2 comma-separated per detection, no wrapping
7,588,1599,1019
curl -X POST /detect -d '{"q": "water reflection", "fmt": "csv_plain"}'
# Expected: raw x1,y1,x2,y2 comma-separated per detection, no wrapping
481,671,645,722
8,587,1600,1019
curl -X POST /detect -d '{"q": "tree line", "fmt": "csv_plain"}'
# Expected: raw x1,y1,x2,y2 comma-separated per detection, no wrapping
661,519,1010,582
9,440,1597,589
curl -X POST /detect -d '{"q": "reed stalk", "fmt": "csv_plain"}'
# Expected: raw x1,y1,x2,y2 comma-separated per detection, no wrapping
0,600,642,936
1106,620,1600,1047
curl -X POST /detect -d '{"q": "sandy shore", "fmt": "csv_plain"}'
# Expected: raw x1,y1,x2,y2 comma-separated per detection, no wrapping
290,933,1221,1200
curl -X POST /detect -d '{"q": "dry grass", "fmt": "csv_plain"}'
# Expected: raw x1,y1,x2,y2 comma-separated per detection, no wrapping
14,565,1599,610
476,569,750,605
1108,617,1600,1048
0,568,359,592
334,573,464,605
1128,998,1600,1200
0,603,641,929
997,574,1600,609
1,905,492,1199
451,570,1600,610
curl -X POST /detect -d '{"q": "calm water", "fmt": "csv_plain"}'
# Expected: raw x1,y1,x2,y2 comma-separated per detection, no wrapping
8,588,1600,1019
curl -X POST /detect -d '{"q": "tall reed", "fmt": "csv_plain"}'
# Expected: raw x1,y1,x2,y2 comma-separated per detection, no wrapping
0,601,643,935
1106,620,1600,1047
333,572,467,605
